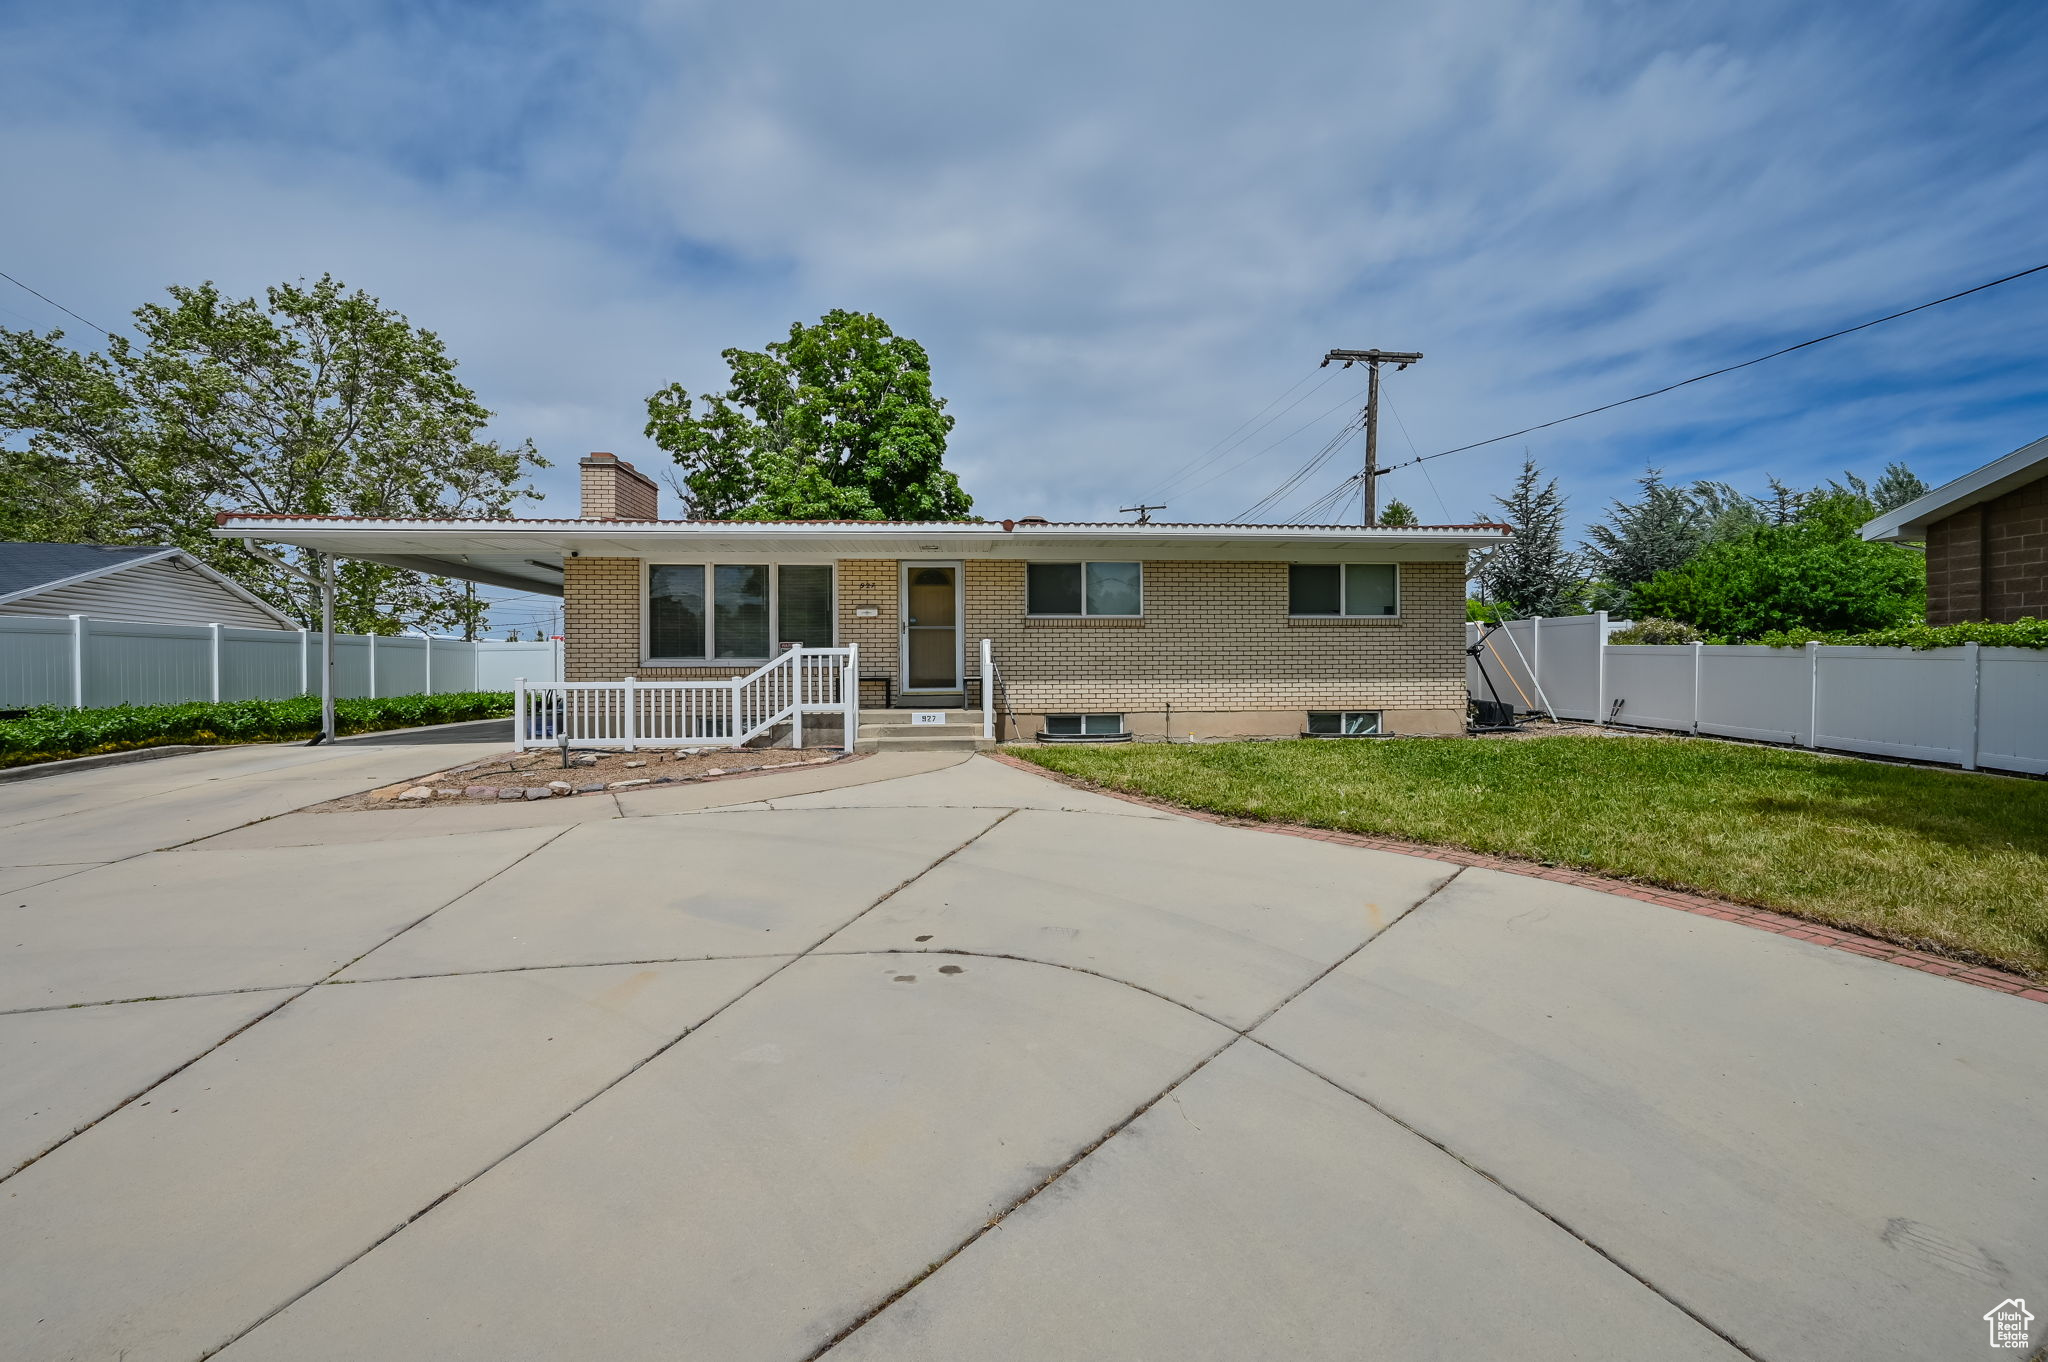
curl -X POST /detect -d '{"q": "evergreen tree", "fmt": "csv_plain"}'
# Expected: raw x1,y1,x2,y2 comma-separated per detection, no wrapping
1871,461,1929,512
1689,479,1768,546
1378,499,1419,527
1473,458,1583,617
1581,469,1701,612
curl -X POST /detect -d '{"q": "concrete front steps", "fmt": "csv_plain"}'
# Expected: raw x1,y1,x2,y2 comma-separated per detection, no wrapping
854,708,994,753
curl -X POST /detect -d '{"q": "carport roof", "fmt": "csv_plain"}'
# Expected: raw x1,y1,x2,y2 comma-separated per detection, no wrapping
213,515,1510,593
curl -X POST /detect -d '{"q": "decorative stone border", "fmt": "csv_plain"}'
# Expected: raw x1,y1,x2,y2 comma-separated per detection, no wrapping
987,751,2048,1005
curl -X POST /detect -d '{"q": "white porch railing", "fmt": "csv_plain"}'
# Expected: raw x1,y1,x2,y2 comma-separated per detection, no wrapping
513,644,858,752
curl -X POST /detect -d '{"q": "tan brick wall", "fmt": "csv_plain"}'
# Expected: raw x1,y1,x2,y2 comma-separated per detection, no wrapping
561,555,1472,720
1925,473,2048,624
961,559,1468,713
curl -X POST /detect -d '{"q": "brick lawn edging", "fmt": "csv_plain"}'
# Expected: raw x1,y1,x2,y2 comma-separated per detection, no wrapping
987,751,2048,1005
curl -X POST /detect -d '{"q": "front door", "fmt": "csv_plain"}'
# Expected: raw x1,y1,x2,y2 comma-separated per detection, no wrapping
900,562,961,692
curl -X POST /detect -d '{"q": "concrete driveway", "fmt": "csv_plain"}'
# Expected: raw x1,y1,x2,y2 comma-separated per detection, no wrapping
1,741,2041,1361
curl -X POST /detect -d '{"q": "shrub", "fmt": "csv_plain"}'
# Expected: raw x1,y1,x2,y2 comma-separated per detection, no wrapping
1607,618,1704,645
0,691,513,767
1740,617,2048,650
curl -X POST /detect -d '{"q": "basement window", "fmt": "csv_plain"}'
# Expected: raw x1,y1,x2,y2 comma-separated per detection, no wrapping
1306,710,1383,736
1040,713,1129,741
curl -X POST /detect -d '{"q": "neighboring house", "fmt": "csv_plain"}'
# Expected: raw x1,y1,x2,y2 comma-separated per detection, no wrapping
217,452,1508,742
0,542,297,630
1862,433,2048,625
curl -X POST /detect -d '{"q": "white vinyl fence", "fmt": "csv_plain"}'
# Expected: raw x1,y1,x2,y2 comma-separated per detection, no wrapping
1469,613,2048,776
0,612,562,709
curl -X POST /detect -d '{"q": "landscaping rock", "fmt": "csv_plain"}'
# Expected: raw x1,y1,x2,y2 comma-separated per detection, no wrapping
608,779,651,789
434,789,460,798
576,783,606,794
625,760,646,768
497,788,523,800
397,786,432,801
464,786,496,799
704,768,727,777
546,781,573,795
523,786,550,800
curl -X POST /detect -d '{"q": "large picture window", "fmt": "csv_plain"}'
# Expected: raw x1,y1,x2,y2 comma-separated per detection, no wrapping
647,563,835,661
1026,561,1142,616
1288,563,1399,617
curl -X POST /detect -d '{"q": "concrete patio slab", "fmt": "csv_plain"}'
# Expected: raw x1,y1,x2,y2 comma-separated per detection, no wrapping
822,807,1456,1028
336,806,1006,981
831,1038,1742,1361
188,790,627,848
0,827,559,1009
0,960,773,1362
1253,866,2048,1362
766,752,1174,817
0,744,511,863
0,989,291,1173
217,953,1228,1362
0,862,104,894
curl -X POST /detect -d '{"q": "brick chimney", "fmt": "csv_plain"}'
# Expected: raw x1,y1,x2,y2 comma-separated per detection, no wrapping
579,452,659,520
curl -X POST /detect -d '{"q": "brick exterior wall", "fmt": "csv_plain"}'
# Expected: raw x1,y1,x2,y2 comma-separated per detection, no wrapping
578,453,660,520
561,555,1469,733
1924,472,2048,624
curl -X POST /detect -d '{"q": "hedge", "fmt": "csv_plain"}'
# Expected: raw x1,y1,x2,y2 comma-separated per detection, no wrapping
1735,618,2048,650
0,692,514,768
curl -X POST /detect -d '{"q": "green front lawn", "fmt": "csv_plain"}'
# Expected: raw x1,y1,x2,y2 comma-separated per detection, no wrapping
1010,736,2048,980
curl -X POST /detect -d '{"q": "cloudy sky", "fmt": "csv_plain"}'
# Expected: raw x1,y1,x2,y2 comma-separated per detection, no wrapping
3,0,2044,634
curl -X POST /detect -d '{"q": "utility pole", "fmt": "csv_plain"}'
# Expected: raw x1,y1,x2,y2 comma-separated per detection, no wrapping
1118,504,1166,523
1321,348,1422,525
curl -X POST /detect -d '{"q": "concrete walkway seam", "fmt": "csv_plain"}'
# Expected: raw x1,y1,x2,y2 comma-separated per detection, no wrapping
0,824,578,1185
986,752,2048,1002
801,865,1465,1360
199,809,1018,1362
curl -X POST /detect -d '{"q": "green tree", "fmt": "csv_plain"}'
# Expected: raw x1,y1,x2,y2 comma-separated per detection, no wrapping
0,276,543,634
1472,458,1583,617
1871,461,1929,512
644,310,971,521
1629,491,1923,637
1688,479,1768,546
1582,469,1701,613
1378,499,1419,527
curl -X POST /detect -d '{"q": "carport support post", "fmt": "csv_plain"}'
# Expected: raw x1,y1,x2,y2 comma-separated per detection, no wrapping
843,642,858,752
208,623,222,703
318,552,337,744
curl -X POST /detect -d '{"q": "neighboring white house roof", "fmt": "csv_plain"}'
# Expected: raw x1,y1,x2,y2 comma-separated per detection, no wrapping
1862,433,2048,541
213,515,1512,592
0,542,299,628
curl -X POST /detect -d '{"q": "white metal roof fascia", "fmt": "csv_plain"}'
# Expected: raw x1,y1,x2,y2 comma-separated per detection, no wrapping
1861,433,2048,541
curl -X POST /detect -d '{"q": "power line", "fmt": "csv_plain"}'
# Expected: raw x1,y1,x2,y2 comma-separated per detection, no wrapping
0,269,114,336
1375,258,2048,477
1174,380,1372,504
1148,368,1343,503
1233,417,1360,520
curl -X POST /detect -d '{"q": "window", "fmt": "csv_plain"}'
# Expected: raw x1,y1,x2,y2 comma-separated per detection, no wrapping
1027,562,1142,616
647,563,835,661
1044,713,1126,736
776,564,834,648
1289,563,1399,617
1307,711,1383,736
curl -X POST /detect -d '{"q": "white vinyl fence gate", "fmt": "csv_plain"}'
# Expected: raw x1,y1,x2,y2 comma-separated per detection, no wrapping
1469,613,2048,776
0,612,562,709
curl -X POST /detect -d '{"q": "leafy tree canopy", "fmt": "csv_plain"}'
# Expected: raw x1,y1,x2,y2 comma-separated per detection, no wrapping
1629,491,1923,637
1472,458,1584,617
0,276,543,634
1377,499,1419,527
644,310,972,521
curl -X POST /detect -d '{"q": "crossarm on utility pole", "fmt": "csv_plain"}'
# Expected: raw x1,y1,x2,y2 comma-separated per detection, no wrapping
1321,349,1422,525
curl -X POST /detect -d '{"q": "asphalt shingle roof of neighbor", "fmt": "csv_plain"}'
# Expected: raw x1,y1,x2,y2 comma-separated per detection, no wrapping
0,542,173,598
